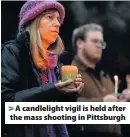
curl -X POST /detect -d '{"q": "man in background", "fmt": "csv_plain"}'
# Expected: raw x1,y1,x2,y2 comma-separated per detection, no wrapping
68,23,129,137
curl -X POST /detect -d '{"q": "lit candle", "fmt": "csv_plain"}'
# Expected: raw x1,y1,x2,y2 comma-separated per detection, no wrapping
61,65,78,88
114,75,118,95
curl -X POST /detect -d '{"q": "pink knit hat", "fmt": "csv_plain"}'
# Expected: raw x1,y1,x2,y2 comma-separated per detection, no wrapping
19,0,65,30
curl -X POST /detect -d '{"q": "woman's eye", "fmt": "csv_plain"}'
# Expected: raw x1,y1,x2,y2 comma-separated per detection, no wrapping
47,15,52,19
57,18,60,22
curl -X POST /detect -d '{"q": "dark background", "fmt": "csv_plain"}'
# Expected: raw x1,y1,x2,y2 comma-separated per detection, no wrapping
1,1,130,136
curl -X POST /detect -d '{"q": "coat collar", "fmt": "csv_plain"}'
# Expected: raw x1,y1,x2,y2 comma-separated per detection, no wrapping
16,30,30,50
72,56,89,72
72,56,98,74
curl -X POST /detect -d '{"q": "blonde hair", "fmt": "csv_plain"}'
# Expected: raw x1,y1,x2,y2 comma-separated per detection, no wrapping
25,10,64,69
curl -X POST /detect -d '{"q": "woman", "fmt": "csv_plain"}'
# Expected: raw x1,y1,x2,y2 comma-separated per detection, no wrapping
1,1,84,137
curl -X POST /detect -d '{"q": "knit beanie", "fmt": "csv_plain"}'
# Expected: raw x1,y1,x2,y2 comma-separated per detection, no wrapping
19,0,65,31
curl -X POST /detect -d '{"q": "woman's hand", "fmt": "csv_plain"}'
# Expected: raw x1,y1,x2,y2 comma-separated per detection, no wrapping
55,74,84,94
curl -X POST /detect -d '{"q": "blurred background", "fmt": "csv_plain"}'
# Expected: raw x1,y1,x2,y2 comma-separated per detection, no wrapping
1,1,130,136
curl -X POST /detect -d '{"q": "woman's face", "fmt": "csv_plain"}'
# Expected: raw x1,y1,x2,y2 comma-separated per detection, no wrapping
38,10,61,46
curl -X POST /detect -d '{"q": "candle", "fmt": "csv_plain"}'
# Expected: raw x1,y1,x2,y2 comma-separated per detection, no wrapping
61,65,78,89
114,75,118,95
126,74,130,89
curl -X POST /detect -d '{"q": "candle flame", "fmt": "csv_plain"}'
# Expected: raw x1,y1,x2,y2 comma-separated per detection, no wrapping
114,75,118,82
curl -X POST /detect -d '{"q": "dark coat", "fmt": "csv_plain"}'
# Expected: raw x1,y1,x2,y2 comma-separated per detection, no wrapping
1,31,64,137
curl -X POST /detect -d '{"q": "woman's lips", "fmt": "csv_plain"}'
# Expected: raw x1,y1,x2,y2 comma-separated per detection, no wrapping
51,30,59,33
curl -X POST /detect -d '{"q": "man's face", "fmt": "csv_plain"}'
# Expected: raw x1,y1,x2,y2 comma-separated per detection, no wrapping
38,10,60,48
80,31,103,63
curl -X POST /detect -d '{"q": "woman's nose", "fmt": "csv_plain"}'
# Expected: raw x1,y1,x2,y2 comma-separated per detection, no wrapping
53,18,60,27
